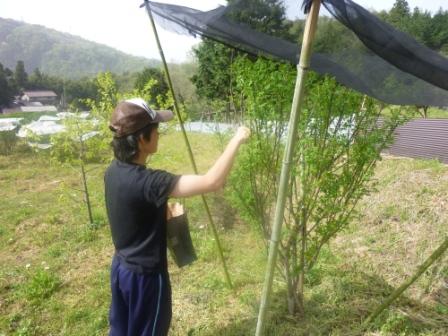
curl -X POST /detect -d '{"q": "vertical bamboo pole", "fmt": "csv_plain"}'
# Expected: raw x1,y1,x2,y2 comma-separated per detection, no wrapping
143,1,233,289
364,236,448,326
255,1,321,334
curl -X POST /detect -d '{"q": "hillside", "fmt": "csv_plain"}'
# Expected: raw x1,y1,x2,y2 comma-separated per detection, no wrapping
0,17,160,79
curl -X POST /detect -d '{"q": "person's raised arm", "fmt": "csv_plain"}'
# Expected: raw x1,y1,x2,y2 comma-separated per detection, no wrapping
170,126,250,198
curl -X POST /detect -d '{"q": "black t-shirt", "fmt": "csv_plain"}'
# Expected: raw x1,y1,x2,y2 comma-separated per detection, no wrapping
104,159,180,273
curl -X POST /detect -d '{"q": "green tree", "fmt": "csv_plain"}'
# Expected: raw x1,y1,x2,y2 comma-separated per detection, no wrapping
27,69,64,96
64,78,98,110
407,8,432,45
114,71,139,93
84,72,119,161
28,68,45,88
14,60,28,89
51,73,121,226
0,63,15,107
134,67,169,108
168,61,207,120
227,57,407,315
50,113,101,227
226,0,291,38
380,0,448,53
0,67,9,107
191,41,235,102
27,68,96,109
388,0,411,31
312,17,363,54
428,9,448,50
192,0,291,105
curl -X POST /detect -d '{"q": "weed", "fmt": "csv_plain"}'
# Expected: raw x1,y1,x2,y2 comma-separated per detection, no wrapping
19,268,62,305
435,303,448,315
46,213,62,225
91,209,107,228
12,208,34,226
203,273,228,291
380,311,419,334
66,308,91,324
77,226,98,243
0,130,18,155
14,318,35,336
46,244,64,258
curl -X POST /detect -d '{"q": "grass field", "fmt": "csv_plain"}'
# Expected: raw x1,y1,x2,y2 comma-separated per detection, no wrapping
0,132,447,335
381,106,448,119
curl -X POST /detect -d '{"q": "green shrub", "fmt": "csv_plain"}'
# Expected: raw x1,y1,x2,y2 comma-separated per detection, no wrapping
227,56,408,315
21,269,61,305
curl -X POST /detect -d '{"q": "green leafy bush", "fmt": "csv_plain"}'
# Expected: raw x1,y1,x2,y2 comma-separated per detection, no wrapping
227,56,408,314
21,269,61,305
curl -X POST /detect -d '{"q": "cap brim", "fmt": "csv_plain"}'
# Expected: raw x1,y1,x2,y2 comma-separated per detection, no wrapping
151,109,174,123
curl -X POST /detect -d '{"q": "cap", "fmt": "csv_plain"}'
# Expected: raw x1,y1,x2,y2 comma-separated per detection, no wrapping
109,98,174,137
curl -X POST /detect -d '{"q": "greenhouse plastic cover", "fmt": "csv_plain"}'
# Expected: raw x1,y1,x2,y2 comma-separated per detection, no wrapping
0,118,23,132
17,121,66,138
144,0,448,107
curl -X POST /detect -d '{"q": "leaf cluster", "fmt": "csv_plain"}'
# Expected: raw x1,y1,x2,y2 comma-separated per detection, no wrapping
379,0,448,52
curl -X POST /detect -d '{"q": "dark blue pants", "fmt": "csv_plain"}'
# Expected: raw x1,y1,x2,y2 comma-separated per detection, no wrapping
109,257,172,336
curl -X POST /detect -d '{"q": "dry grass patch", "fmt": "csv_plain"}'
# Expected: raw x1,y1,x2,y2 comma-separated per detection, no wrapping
334,156,448,330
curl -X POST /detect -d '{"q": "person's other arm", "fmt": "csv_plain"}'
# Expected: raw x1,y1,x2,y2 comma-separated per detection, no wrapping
170,126,250,198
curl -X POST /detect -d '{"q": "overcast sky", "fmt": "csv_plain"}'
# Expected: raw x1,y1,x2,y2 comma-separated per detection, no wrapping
0,0,446,63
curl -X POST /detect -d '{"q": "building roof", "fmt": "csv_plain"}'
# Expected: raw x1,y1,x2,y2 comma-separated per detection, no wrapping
22,90,57,98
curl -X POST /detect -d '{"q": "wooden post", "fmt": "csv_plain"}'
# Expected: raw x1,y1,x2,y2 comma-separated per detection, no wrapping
143,1,233,289
255,1,321,334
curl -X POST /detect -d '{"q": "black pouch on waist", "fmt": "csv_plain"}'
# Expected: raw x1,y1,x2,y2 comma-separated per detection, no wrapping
167,212,197,267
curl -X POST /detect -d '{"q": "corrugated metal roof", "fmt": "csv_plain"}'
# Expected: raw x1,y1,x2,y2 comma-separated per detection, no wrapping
385,119,448,163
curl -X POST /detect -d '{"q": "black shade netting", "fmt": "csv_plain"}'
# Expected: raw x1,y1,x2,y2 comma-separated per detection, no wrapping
143,0,448,107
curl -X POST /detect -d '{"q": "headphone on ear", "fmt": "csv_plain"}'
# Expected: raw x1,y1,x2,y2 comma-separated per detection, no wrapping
126,135,139,160
126,134,137,147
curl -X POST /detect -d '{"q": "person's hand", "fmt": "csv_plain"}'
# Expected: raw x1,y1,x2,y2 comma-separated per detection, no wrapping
234,126,251,144
167,202,184,220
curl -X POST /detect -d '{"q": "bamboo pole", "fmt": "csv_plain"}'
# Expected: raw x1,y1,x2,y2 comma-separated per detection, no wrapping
364,236,448,326
143,1,233,289
255,1,321,334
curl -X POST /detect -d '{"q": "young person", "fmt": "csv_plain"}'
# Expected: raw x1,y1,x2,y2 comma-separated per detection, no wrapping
105,98,250,336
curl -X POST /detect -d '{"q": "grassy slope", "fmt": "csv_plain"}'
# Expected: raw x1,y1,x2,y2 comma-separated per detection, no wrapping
0,133,447,336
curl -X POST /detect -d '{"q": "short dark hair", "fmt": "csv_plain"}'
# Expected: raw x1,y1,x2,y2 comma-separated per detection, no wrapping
111,123,158,163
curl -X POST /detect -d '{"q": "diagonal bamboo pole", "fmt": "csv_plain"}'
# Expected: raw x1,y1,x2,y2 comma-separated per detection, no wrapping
364,236,448,326
255,1,321,334
143,1,233,289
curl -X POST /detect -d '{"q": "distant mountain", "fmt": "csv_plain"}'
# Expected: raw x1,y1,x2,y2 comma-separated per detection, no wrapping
0,17,160,79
